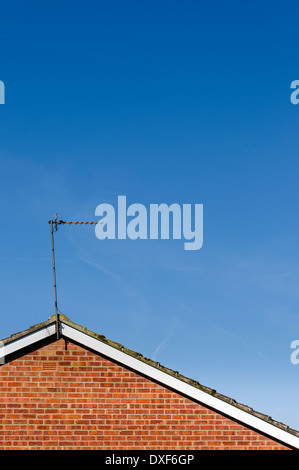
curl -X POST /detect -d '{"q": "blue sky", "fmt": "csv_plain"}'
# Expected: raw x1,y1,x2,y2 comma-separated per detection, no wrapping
1,0,299,430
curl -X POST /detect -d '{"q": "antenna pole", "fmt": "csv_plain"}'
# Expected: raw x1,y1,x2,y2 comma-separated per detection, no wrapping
50,216,60,339
48,216,100,340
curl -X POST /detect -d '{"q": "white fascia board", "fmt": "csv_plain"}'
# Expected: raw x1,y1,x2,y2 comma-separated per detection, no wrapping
61,322,299,449
0,323,56,361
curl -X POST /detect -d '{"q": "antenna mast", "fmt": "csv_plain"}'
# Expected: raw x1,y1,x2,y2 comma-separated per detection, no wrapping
49,214,60,339
48,216,99,340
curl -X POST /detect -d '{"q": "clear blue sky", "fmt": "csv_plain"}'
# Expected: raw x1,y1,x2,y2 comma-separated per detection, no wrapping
1,0,299,430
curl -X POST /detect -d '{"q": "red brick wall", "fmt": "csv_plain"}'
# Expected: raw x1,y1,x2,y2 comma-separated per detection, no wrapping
0,339,291,450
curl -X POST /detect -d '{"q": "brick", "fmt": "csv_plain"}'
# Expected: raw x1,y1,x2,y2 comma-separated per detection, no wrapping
0,339,291,450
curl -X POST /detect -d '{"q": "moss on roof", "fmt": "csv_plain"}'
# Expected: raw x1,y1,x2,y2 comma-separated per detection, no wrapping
2,314,298,439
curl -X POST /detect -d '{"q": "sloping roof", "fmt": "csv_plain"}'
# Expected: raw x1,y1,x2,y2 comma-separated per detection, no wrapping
1,314,299,449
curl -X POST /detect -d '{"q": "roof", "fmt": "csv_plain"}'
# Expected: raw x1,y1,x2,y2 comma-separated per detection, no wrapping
1,314,299,449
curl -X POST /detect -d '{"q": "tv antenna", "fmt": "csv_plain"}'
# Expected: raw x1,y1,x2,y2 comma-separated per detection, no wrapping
48,214,99,339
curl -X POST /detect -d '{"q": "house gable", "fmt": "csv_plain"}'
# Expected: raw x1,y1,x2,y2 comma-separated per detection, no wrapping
0,315,298,450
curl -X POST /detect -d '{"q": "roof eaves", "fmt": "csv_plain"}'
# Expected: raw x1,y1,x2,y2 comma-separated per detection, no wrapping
59,316,299,445
1,317,56,345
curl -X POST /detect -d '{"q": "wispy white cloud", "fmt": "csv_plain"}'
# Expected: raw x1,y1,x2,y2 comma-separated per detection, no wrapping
152,316,179,361
170,298,274,364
